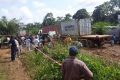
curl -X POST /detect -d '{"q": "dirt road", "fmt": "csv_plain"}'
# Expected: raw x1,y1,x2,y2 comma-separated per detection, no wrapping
82,44,120,64
0,49,30,80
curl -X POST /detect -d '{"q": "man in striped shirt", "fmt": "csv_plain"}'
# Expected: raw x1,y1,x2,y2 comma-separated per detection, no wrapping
61,46,93,80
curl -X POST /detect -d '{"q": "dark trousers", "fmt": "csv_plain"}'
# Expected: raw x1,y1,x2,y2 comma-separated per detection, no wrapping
11,47,17,61
0,43,1,48
42,41,45,46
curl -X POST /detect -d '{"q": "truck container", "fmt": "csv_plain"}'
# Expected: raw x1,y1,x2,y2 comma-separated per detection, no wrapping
60,18,91,36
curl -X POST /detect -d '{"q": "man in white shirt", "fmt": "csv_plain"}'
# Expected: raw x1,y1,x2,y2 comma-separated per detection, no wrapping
25,38,31,51
33,36,39,53
15,38,20,57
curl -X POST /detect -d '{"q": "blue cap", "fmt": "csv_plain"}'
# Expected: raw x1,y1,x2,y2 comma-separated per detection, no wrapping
69,46,78,55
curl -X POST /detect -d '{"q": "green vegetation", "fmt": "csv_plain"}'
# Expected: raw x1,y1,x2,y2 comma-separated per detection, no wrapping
79,54,120,80
92,22,112,34
73,8,90,20
0,16,20,35
92,0,120,24
21,43,120,80
25,22,41,35
21,52,62,80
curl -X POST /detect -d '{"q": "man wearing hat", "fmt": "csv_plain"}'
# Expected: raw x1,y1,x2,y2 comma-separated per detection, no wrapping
61,46,93,80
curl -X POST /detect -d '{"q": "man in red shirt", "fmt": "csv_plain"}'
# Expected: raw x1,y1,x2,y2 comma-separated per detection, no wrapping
61,46,93,80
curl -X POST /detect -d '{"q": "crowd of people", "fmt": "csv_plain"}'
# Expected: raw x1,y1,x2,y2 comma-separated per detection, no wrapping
1,32,53,61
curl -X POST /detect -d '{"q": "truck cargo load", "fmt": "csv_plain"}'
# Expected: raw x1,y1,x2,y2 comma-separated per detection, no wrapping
60,18,91,36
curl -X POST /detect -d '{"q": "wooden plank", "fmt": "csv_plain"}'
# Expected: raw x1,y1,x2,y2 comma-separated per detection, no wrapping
81,35,111,39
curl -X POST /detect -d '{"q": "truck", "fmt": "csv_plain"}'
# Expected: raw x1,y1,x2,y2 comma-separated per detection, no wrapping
60,18,112,47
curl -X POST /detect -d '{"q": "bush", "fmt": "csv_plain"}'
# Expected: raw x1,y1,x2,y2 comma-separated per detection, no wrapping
92,22,111,34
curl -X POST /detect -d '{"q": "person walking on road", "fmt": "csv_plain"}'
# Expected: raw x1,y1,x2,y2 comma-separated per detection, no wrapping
9,36,17,61
0,37,2,48
61,46,93,80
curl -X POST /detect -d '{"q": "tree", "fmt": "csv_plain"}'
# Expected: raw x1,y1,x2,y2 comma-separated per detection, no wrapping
64,13,72,21
110,0,120,10
26,22,41,35
100,2,113,16
73,9,90,20
55,17,64,24
7,18,20,35
42,13,56,26
0,20,7,35
92,0,120,23
1,16,8,29
0,16,20,35
92,6,106,22
107,11,120,24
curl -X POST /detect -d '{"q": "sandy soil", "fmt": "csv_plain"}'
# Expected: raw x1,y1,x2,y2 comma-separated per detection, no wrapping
0,49,31,80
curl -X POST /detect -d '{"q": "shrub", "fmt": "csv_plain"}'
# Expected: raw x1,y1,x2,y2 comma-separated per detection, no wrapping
92,22,111,34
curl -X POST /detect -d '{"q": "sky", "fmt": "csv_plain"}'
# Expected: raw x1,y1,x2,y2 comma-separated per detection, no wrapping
0,0,110,24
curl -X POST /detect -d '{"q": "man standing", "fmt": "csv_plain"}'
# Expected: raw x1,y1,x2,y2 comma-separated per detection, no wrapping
9,36,17,61
25,37,31,51
33,36,39,53
0,37,1,48
112,34,117,44
15,37,20,57
64,35,72,46
17,37,22,54
61,46,93,80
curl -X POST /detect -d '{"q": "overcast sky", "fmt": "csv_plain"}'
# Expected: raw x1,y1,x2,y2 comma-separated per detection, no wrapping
0,0,110,24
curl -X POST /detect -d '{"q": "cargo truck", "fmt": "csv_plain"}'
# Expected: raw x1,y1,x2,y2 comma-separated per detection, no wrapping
60,19,112,47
